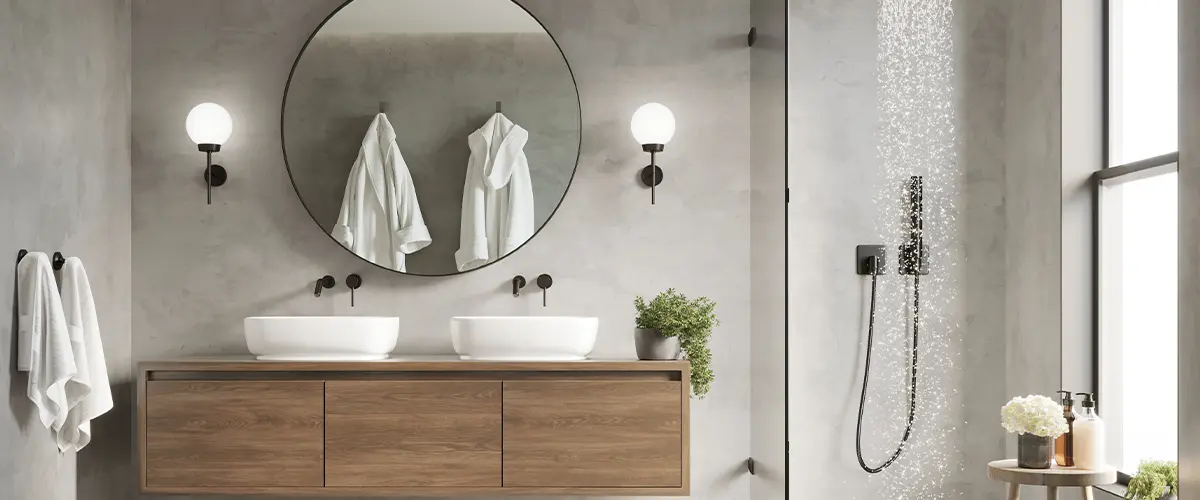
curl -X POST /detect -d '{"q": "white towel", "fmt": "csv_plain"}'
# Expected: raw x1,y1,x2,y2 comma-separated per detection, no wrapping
57,257,111,451
18,252,83,439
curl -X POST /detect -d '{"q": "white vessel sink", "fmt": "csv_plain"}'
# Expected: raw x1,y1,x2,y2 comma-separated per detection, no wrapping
450,316,598,361
244,316,399,361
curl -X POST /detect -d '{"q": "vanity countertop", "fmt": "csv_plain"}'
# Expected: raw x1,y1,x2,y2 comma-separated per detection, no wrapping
139,356,688,373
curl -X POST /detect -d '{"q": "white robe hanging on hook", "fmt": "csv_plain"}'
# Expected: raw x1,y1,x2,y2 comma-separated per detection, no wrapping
456,111,535,271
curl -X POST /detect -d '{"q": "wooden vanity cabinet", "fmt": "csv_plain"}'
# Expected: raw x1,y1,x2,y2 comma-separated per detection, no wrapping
503,380,685,488
144,381,325,489
324,380,502,487
139,360,689,496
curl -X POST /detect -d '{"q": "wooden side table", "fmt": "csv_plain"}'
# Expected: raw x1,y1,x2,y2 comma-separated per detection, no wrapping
988,460,1117,500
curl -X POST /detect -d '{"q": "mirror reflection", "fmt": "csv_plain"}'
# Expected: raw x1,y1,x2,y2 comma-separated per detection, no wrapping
283,0,580,275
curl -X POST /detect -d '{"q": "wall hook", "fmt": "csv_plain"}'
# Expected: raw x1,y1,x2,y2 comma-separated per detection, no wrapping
17,250,67,270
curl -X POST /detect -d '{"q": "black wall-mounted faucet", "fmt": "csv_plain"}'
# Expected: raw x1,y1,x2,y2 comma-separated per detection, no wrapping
512,275,527,297
314,275,335,297
346,274,363,307
536,274,553,307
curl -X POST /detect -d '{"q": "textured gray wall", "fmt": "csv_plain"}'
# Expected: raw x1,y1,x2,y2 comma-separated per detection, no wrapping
1001,0,1067,492
1061,0,1102,404
284,33,580,275
1001,0,1063,419
1181,0,1199,497
0,1,133,499
787,0,1061,498
132,0,751,499
749,0,787,498
787,1,889,496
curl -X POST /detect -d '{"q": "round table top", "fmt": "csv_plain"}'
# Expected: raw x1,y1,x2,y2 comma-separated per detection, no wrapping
988,460,1118,487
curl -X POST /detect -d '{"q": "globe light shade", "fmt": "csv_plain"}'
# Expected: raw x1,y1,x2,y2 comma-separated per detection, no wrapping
630,103,675,146
186,103,233,146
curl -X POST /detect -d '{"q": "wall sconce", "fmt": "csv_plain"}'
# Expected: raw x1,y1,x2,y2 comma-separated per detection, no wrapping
631,103,676,205
186,103,233,205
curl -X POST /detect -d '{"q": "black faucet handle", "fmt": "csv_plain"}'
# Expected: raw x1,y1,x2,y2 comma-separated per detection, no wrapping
512,275,527,297
346,274,363,307
536,274,553,307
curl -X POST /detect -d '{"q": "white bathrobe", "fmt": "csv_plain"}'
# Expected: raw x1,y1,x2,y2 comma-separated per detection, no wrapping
456,112,535,271
333,113,431,272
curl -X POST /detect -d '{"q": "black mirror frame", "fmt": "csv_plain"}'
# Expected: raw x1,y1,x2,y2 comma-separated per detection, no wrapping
280,0,582,277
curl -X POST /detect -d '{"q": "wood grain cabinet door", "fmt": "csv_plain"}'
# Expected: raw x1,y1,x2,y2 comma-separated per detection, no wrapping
145,381,324,488
324,381,503,487
502,380,684,488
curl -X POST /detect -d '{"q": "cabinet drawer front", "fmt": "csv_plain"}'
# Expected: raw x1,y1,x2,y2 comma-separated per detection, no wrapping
325,381,502,487
145,381,324,488
503,380,684,488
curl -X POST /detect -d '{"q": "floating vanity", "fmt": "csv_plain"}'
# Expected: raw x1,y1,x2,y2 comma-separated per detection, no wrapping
138,358,689,496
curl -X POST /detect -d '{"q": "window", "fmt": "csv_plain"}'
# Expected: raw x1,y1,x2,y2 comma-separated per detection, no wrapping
1098,0,1178,476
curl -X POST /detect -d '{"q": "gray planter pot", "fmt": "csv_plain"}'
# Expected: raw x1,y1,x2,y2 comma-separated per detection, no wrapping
635,329,680,360
1017,433,1053,469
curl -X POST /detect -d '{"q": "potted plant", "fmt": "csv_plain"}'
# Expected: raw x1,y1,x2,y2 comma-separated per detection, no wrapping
1001,395,1069,469
1125,460,1178,500
633,288,718,398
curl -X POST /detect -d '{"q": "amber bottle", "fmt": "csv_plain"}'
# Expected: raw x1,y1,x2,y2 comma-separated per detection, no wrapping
1054,390,1076,467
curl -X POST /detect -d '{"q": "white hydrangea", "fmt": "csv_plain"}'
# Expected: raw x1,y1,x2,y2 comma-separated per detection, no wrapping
1001,395,1069,438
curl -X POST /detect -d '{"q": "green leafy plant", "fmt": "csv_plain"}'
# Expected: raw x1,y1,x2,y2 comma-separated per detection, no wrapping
1125,460,1178,500
634,288,719,398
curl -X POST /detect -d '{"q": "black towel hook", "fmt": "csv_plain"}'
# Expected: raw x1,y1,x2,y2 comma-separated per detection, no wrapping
16,250,65,270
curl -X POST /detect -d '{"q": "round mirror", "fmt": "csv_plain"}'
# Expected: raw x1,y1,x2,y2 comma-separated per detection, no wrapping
283,0,580,276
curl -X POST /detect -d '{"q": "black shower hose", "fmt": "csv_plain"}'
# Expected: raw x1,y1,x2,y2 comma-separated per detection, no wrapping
855,258,920,474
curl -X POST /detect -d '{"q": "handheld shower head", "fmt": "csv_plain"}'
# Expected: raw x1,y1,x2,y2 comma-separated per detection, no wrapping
899,175,929,276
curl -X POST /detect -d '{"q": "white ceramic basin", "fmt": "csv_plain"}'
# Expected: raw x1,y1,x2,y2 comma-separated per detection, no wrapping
450,316,598,361
244,316,399,361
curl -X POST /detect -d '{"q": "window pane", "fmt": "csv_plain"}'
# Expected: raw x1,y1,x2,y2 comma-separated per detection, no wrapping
1109,0,1178,165
1099,171,1178,472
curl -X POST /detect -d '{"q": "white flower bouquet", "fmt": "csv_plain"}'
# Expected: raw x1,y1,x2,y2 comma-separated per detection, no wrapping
1001,395,1069,438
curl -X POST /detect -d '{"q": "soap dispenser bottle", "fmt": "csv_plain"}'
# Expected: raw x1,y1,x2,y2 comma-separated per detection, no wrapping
1054,390,1076,466
1073,392,1106,470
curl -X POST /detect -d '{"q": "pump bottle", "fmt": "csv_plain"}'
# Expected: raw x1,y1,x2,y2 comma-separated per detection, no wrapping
1054,390,1076,467
1073,392,1106,470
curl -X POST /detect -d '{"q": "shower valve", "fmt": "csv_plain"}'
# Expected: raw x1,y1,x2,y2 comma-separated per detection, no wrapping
856,245,887,276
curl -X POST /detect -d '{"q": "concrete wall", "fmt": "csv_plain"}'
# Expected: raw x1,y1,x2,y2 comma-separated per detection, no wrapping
787,0,888,496
750,0,787,497
1002,0,1064,418
284,33,580,275
787,0,1062,498
0,1,133,499
132,0,752,498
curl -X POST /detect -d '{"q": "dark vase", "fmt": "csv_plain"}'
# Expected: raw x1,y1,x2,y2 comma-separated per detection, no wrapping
1017,433,1053,469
